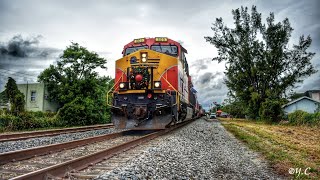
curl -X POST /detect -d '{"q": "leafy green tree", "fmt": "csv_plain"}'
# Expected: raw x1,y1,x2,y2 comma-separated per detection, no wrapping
38,42,108,104
205,6,316,121
221,98,246,118
4,77,25,114
0,91,9,106
38,42,111,125
288,92,304,101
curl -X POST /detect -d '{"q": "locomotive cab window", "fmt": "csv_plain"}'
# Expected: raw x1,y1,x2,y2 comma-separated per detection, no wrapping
124,46,148,56
180,52,189,75
151,45,178,57
180,52,186,69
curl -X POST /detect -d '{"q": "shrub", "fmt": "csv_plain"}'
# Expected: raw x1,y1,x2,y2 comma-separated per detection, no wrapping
57,97,109,126
26,111,56,118
259,98,284,123
0,114,19,130
288,110,320,126
0,111,59,131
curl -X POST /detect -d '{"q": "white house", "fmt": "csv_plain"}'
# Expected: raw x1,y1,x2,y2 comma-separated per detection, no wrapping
282,96,320,114
17,83,59,112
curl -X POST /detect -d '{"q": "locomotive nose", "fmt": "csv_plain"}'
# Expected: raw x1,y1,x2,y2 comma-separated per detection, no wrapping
135,74,143,82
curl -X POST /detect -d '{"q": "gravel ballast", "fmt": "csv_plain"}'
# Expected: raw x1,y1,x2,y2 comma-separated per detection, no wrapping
96,118,284,179
0,128,120,153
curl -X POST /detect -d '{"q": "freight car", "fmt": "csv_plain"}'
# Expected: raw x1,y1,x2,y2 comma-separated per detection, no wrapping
109,37,200,129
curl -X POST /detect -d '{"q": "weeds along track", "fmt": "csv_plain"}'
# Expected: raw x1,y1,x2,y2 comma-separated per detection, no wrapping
0,124,114,143
0,120,194,180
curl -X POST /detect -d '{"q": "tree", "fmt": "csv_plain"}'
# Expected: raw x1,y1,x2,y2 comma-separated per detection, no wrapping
38,42,111,125
221,97,246,118
288,92,304,101
4,77,25,114
205,6,316,121
38,42,108,104
0,90,9,106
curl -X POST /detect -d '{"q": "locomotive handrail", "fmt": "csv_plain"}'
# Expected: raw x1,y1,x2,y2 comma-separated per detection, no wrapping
164,71,189,104
106,77,122,106
159,72,179,109
156,70,189,111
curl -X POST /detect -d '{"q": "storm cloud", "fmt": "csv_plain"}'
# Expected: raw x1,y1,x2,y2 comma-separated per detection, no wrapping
199,72,222,85
0,34,61,91
190,66,227,110
0,35,59,60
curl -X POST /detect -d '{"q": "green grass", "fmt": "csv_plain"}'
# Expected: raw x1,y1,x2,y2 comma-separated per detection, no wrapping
221,119,319,179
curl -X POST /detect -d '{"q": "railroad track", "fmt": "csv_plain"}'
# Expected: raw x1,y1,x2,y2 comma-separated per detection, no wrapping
0,130,139,179
69,137,162,179
0,119,195,180
0,124,114,142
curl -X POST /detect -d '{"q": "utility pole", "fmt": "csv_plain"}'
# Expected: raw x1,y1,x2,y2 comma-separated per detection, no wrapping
26,81,28,110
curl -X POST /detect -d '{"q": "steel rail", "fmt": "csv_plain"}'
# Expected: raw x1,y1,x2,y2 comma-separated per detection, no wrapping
0,130,129,165
0,124,114,142
11,119,195,180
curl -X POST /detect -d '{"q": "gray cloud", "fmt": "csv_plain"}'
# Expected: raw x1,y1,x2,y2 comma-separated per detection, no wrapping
0,35,59,59
191,70,227,110
197,72,222,85
0,35,39,57
190,58,212,73
0,34,61,91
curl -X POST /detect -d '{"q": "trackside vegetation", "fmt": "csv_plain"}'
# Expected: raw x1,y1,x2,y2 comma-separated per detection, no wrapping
207,5,319,179
205,6,316,122
287,110,320,126
38,42,112,126
0,111,58,132
220,118,319,179
0,43,113,132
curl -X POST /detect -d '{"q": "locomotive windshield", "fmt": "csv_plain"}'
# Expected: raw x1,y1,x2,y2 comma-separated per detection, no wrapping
151,45,178,57
124,46,148,56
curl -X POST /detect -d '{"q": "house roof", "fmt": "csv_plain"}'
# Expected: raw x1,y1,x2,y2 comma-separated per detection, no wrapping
305,90,320,93
282,96,320,108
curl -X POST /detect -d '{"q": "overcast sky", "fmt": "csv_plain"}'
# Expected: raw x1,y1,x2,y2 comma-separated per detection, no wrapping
0,0,319,110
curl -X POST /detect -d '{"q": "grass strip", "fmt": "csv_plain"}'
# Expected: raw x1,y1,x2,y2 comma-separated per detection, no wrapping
222,121,319,179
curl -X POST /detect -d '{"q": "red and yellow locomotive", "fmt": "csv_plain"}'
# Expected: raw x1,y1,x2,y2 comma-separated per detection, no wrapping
109,37,200,129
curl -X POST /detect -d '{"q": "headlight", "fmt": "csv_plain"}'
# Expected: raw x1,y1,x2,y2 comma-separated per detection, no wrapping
141,57,147,62
141,53,147,58
154,81,161,88
119,82,125,89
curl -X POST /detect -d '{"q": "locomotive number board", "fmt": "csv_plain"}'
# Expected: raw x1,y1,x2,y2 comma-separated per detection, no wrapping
155,37,168,42
134,38,145,43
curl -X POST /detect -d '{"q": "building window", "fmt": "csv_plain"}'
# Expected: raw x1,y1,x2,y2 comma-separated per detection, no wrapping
31,91,36,101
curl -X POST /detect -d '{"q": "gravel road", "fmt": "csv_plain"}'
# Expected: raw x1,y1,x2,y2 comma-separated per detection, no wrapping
0,128,120,153
96,118,285,179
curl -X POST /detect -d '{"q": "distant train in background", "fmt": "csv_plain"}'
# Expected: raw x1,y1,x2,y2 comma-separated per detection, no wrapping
109,37,204,129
